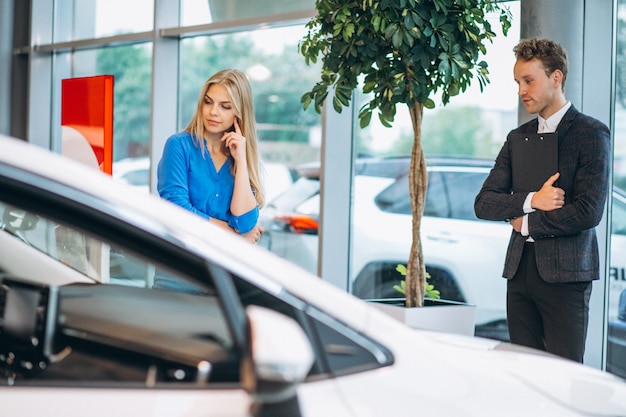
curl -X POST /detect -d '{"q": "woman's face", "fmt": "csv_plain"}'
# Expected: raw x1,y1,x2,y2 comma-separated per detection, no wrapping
202,83,237,135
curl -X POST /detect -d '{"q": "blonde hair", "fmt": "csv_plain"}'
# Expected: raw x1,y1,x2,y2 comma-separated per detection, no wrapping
185,69,265,208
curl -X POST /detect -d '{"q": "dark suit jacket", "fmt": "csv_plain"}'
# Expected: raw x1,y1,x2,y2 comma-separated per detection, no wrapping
474,106,610,283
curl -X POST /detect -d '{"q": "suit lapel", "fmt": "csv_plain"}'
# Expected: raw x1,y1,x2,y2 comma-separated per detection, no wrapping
556,106,579,144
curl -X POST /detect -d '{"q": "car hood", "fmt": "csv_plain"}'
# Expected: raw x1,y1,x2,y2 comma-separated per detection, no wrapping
361,318,626,416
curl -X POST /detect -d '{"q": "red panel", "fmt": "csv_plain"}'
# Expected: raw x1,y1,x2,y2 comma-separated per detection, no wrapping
61,75,114,175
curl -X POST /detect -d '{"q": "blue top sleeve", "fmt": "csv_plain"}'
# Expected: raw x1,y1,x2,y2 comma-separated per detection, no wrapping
157,132,259,233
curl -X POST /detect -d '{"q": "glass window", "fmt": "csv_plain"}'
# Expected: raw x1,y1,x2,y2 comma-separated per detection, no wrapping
63,44,153,162
608,0,626,380
179,25,321,163
54,0,154,43
178,25,321,204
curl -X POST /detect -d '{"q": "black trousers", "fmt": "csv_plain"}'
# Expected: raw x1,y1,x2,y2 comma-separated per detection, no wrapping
507,243,592,362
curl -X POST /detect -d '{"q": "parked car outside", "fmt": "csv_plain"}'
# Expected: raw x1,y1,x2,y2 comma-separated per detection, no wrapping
260,157,626,343
2,134,626,416
113,156,150,193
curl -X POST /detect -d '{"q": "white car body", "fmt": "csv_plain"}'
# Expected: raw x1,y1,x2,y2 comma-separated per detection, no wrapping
113,156,151,193
1,134,626,416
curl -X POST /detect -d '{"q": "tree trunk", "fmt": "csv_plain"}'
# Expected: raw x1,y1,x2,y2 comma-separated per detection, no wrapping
405,102,427,308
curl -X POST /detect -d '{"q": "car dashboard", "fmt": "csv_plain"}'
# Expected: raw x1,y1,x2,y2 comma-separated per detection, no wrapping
0,275,240,387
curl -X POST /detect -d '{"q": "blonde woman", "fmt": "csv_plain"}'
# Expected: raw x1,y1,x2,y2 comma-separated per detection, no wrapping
158,69,265,245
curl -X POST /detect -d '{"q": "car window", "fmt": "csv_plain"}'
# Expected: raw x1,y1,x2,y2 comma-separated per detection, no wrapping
375,174,411,215
376,169,489,221
231,275,393,378
0,201,170,288
267,177,319,211
443,171,488,221
424,172,448,217
0,200,241,387
375,172,452,217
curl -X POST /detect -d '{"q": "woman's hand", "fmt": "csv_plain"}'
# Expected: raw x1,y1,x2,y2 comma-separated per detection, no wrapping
212,218,264,244
221,118,247,165
242,224,265,244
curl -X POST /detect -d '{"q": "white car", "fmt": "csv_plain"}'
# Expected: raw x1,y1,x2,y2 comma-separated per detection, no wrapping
260,157,511,338
261,157,626,342
113,156,151,193
1,134,626,417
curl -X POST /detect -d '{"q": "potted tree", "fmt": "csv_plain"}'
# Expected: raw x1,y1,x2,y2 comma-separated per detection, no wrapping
299,0,512,314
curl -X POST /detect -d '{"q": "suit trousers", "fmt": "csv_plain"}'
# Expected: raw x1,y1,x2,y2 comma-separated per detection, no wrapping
506,242,592,362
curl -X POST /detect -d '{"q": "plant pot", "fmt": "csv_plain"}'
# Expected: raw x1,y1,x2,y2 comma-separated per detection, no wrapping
367,297,476,336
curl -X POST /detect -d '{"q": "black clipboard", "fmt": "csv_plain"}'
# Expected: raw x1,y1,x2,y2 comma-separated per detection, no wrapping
510,132,558,192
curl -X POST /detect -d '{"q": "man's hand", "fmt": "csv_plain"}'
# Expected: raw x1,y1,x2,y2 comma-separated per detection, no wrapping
531,172,565,211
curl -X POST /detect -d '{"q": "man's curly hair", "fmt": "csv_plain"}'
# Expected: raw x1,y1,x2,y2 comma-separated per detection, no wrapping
514,38,568,91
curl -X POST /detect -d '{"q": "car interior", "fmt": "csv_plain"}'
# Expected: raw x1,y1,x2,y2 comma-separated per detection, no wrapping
0,274,239,386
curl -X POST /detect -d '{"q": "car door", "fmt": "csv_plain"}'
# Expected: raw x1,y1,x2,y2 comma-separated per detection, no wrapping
0,167,253,417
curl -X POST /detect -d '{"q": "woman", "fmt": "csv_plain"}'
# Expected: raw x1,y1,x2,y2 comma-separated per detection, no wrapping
157,69,265,245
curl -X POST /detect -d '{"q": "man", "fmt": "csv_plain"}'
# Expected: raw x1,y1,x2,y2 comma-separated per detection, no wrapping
474,38,610,362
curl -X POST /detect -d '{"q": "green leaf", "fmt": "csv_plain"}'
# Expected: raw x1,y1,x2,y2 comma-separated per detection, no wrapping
372,14,382,32
359,110,372,128
301,93,312,110
392,28,403,48
374,110,390,127
384,23,399,42
393,281,406,296
332,95,344,113
343,22,356,42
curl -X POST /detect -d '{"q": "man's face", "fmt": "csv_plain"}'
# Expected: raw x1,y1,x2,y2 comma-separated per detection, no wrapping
514,58,562,119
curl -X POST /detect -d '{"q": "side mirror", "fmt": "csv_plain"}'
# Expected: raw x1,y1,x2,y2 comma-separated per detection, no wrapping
245,305,314,417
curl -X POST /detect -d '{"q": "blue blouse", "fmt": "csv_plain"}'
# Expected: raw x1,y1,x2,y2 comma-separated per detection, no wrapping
157,132,259,234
